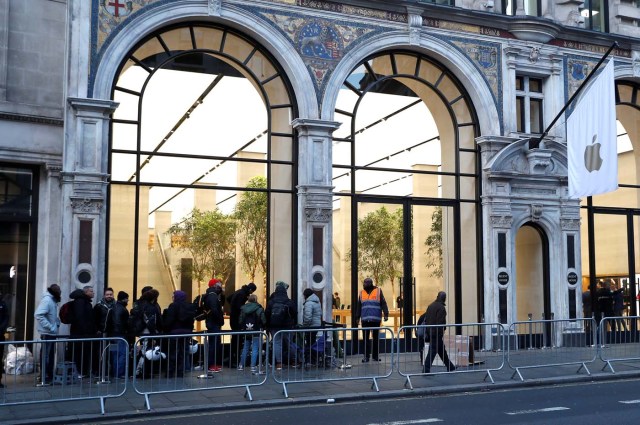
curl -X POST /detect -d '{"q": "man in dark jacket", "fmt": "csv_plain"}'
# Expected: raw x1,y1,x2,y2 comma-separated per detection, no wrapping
422,291,455,373
265,281,299,369
108,291,129,378
163,290,196,378
229,282,256,367
94,287,115,335
200,279,224,372
68,285,98,377
0,290,9,388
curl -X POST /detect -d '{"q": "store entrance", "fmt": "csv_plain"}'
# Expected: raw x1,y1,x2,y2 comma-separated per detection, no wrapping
515,223,551,322
353,197,456,330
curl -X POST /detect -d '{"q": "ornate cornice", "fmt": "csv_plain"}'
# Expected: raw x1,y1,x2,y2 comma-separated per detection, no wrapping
305,207,331,223
70,197,104,214
490,215,513,229
0,112,63,127
560,218,581,231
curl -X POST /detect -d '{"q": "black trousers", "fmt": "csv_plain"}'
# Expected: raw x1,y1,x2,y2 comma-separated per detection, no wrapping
423,332,455,373
361,320,381,360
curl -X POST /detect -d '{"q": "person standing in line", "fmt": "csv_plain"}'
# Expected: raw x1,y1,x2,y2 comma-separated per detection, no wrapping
34,284,61,385
238,294,266,373
302,288,322,365
422,291,456,373
229,282,257,367
0,288,10,388
611,281,628,332
66,285,99,378
596,280,614,327
94,287,115,336
201,279,224,373
355,277,388,363
265,281,298,370
163,290,196,378
108,291,130,379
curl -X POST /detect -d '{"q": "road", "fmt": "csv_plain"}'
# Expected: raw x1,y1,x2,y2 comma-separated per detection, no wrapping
89,378,640,425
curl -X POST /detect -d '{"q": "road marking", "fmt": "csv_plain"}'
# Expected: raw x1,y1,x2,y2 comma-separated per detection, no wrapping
619,399,640,404
367,420,443,425
506,407,570,415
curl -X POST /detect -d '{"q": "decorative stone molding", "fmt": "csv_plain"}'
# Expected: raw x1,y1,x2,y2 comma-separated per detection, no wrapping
209,0,222,16
46,163,62,180
70,197,103,214
525,149,552,174
560,218,580,231
490,215,513,229
305,207,332,223
529,46,540,63
530,204,543,222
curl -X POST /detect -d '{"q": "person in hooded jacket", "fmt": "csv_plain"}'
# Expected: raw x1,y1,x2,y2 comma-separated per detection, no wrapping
238,294,267,373
34,284,61,384
302,288,322,365
265,281,300,369
422,291,456,373
132,288,163,377
108,291,130,378
229,282,256,367
201,279,224,372
163,290,196,378
67,285,98,377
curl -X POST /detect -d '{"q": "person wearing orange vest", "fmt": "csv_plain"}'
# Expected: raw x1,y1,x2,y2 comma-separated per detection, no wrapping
355,277,389,362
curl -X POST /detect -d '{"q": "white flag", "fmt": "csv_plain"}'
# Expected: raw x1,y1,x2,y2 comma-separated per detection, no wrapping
567,60,617,198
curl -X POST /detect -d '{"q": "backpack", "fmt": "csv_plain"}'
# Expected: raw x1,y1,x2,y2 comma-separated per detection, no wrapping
269,302,290,328
128,302,146,335
59,301,74,325
242,309,260,331
415,312,427,339
193,293,210,321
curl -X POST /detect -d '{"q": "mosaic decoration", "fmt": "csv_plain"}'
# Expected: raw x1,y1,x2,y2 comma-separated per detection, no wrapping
96,0,159,51
272,0,406,22
563,55,601,116
257,9,382,104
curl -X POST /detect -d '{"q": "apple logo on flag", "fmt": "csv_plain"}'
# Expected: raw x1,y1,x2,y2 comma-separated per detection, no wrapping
584,134,603,172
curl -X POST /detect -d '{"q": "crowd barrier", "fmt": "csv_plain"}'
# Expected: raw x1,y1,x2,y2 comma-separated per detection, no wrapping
599,316,640,373
271,325,393,398
506,318,597,381
396,322,505,389
0,336,128,414
132,331,268,410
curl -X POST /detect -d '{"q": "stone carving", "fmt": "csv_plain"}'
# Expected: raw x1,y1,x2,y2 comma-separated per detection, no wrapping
560,218,580,231
71,197,103,214
490,215,513,228
529,46,540,63
209,0,222,16
305,207,332,223
565,9,585,28
530,204,543,222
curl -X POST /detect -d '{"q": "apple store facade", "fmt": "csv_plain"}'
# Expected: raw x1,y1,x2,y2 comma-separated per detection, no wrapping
4,1,640,340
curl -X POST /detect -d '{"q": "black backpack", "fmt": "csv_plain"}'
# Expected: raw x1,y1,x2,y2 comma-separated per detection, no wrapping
415,312,427,339
242,309,260,331
269,302,290,327
193,293,210,321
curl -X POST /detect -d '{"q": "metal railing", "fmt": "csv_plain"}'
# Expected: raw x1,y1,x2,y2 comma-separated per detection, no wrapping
598,316,640,373
132,331,268,410
271,325,394,398
507,318,597,381
0,336,128,414
396,322,506,389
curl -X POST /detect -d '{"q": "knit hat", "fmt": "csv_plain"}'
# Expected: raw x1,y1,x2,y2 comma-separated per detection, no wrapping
247,282,257,292
117,291,129,301
141,286,153,294
208,278,221,288
173,290,187,302
275,281,289,290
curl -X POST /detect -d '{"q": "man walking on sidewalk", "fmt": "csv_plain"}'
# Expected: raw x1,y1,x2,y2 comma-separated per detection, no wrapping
423,291,456,373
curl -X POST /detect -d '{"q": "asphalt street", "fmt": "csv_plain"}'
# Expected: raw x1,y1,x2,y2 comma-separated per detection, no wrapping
86,377,640,425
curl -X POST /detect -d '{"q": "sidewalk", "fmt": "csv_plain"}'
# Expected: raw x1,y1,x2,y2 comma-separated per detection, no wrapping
2,354,639,425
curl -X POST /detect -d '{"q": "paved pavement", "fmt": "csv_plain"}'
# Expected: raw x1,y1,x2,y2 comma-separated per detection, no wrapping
2,352,640,425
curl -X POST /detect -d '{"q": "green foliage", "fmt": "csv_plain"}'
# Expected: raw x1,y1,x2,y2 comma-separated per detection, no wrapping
167,208,237,291
356,206,403,298
424,206,443,278
234,176,268,285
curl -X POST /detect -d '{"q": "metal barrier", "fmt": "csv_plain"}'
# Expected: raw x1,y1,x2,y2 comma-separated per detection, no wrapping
271,326,394,398
599,316,640,373
507,318,597,381
396,322,506,389
0,336,128,414
132,331,268,410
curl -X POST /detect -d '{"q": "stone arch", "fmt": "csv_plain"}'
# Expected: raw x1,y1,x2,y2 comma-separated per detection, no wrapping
321,31,500,135
92,2,318,119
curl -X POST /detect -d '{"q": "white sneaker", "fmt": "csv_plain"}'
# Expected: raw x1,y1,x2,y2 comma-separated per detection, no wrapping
237,365,244,371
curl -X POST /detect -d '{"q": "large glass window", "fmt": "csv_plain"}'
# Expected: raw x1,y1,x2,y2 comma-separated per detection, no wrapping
515,75,543,134
109,24,296,311
503,0,541,16
581,0,608,32
333,52,480,326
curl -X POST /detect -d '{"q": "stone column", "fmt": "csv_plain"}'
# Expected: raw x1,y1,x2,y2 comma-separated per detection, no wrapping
61,98,117,298
293,118,340,323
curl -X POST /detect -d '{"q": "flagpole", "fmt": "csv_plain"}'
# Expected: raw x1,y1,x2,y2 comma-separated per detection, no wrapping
529,41,618,150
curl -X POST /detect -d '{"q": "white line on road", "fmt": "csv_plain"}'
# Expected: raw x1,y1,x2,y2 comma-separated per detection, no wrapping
505,407,570,415
367,420,443,425
619,399,640,404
